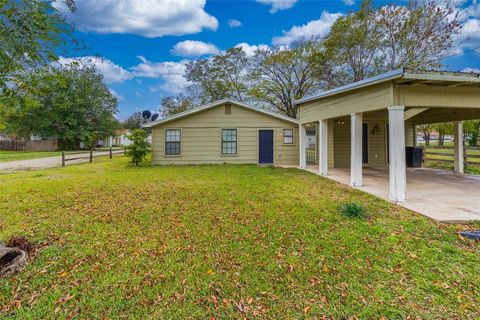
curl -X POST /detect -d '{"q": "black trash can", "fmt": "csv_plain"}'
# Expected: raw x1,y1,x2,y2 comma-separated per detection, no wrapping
406,147,423,167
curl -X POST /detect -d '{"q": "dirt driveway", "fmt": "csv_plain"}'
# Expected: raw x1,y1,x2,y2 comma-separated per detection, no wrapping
0,151,113,171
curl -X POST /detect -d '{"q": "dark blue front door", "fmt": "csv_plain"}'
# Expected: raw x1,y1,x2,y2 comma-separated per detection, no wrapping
259,130,274,164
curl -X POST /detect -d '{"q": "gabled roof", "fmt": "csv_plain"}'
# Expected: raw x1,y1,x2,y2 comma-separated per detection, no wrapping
142,99,298,128
296,68,480,105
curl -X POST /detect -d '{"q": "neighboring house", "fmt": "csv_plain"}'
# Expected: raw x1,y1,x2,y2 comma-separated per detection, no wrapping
143,99,299,166
104,129,132,147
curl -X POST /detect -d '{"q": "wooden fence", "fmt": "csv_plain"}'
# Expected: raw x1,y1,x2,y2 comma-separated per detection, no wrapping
423,146,480,167
62,147,126,167
0,140,57,151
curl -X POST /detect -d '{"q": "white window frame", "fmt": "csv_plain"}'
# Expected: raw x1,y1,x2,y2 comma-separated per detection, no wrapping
165,129,181,156
283,129,294,145
221,129,237,155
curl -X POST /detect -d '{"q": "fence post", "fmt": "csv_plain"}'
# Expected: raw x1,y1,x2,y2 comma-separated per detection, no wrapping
62,152,65,167
89,149,93,163
421,146,425,167
124,146,127,155
109,147,112,159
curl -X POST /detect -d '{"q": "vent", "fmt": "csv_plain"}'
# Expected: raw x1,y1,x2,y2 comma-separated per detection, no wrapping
225,104,231,115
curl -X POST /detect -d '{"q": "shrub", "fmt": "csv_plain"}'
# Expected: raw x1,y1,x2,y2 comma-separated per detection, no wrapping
340,202,365,218
126,129,151,166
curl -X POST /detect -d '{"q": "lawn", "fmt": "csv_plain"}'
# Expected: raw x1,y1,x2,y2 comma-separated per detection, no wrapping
0,151,62,162
0,157,479,319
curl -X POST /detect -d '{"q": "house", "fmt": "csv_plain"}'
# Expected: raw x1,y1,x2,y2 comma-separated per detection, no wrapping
104,129,132,147
143,99,299,166
296,68,480,221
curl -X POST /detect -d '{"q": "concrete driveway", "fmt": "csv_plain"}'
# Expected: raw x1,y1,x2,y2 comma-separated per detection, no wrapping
306,166,480,223
0,151,113,171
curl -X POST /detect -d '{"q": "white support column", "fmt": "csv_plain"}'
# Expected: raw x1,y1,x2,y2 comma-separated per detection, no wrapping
299,124,307,169
350,113,363,187
454,121,464,174
319,119,328,176
388,106,407,202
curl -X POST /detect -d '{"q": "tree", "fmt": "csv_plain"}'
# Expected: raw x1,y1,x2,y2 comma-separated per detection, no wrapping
377,1,461,71
432,122,453,146
320,0,382,86
122,112,144,130
311,0,462,87
417,124,434,146
126,129,151,166
1,63,119,149
464,120,480,146
0,0,75,86
160,95,194,117
249,45,319,118
185,47,250,103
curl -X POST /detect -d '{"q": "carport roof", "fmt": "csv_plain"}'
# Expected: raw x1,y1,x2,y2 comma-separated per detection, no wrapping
296,68,480,105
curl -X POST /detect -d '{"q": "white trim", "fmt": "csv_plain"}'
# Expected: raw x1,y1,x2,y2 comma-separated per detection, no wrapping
454,121,464,174
350,113,363,187
164,128,182,157
388,106,407,202
388,105,406,111
143,99,298,128
319,119,328,176
299,124,307,168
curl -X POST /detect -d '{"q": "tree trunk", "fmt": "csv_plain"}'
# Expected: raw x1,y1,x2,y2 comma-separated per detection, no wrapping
0,243,27,276
423,132,430,146
438,132,444,146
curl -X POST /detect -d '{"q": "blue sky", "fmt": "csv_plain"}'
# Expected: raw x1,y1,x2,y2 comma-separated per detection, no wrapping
55,0,480,119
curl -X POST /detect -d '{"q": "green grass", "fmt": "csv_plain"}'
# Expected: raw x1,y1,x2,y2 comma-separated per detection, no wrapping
0,157,479,319
0,151,62,162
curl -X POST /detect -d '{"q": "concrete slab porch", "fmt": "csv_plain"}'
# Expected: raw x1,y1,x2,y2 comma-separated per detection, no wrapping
304,166,480,223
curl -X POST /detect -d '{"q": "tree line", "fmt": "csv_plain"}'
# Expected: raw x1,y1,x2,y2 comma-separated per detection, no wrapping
148,0,461,120
1,0,480,148
0,0,119,150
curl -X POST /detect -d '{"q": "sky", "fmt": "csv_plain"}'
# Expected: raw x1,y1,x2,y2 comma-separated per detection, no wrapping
55,0,480,120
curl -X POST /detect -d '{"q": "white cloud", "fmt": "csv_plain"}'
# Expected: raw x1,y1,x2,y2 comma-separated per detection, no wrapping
170,40,221,57
272,11,342,45
58,55,190,95
255,0,298,13
228,19,242,28
463,67,480,73
55,0,218,38
343,0,355,5
235,42,269,56
56,56,132,84
132,56,190,94
454,4,480,57
109,89,125,101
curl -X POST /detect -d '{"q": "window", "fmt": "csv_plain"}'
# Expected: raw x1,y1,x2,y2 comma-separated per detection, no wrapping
222,129,237,155
165,129,181,155
283,129,294,144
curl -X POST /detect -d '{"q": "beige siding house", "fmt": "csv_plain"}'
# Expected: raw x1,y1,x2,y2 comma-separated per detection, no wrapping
144,99,299,166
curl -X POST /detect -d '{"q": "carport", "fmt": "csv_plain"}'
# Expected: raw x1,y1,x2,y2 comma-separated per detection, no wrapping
296,69,480,221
